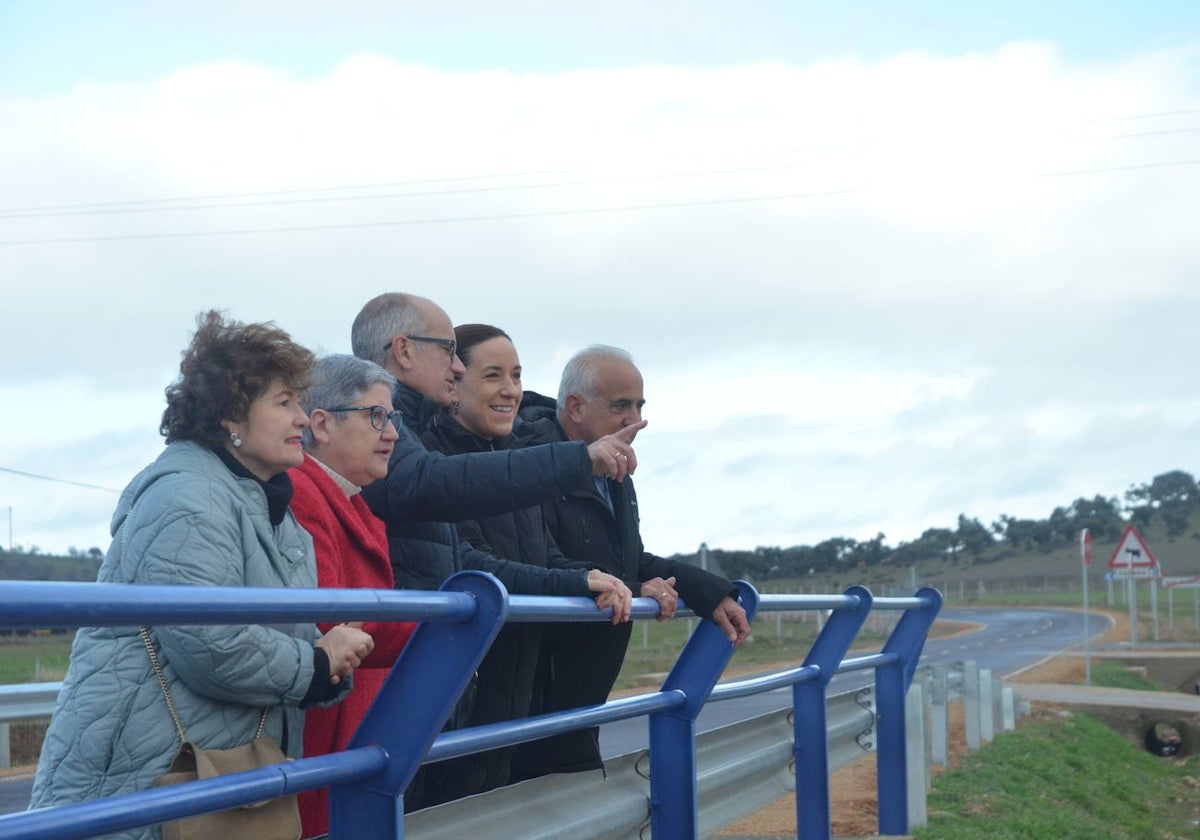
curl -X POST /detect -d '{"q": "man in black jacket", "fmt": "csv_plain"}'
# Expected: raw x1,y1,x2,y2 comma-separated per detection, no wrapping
512,344,751,779
351,293,637,808
353,293,642,600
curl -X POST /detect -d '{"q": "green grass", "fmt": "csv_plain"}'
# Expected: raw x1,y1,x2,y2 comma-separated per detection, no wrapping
0,634,74,684
915,710,1200,839
1089,658,1178,692
612,615,888,692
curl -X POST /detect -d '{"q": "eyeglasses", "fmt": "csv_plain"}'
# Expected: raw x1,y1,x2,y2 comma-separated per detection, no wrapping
323,405,401,432
382,335,457,358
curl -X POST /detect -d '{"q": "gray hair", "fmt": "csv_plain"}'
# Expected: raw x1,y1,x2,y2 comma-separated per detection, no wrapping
350,293,431,367
300,354,397,449
557,345,635,410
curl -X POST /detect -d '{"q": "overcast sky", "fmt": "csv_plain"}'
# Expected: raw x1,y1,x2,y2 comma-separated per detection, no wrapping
2,2,1199,559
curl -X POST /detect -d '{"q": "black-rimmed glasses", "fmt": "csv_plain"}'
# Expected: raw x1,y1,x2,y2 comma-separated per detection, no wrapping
382,335,457,357
323,405,401,432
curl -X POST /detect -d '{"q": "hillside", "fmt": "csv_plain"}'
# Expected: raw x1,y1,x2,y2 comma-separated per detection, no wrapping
6,468,1200,593
670,468,1200,594
0,550,102,582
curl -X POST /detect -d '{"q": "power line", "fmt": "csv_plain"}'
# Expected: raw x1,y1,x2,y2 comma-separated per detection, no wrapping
2,154,1198,247
0,188,865,245
1038,157,1200,177
0,168,581,214
3,108,1196,219
0,467,119,492
0,162,827,220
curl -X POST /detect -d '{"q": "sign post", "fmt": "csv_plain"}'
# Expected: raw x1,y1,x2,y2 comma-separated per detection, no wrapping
1080,528,1092,685
1107,524,1160,650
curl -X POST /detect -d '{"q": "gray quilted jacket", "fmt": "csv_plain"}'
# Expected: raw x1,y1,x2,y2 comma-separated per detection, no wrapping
30,441,322,839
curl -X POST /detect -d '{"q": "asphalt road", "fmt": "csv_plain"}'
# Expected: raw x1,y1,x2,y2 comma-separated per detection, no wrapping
0,606,1106,817
598,606,1107,757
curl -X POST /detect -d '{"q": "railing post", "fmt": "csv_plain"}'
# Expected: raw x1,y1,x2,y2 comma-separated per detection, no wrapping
875,587,942,837
649,581,759,840
979,668,994,744
794,585,874,840
930,663,949,767
330,571,508,839
904,681,928,829
963,660,981,750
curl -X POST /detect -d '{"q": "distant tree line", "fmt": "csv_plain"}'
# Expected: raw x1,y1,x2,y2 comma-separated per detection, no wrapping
0,545,103,581
5,468,1200,585
669,469,1200,581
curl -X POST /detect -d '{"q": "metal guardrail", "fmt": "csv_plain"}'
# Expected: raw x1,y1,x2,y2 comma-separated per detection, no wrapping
406,662,1024,840
0,577,942,839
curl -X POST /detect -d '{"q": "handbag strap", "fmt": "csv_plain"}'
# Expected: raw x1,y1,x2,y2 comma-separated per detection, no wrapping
139,627,268,744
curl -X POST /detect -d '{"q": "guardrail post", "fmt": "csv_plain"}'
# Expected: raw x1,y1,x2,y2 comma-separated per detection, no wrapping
875,587,942,836
794,585,873,840
649,581,760,840
904,681,928,829
963,661,980,750
999,682,1015,732
979,668,994,743
330,571,508,839
930,664,948,767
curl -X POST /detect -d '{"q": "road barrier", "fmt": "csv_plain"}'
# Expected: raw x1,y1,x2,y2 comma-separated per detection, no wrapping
0,575,943,839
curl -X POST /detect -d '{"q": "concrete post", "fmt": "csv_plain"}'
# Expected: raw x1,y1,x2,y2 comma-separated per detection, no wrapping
964,661,981,751
930,664,949,767
980,668,995,744
905,681,928,829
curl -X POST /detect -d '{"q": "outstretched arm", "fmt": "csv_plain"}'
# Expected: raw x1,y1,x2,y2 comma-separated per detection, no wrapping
363,425,593,524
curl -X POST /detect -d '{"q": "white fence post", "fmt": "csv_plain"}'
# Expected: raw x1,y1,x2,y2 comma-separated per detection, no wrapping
930,664,949,767
964,661,981,751
905,681,928,829
979,668,995,744
1000,684,1016,732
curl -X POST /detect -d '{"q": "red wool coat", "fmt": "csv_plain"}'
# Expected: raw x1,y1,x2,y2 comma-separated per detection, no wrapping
290,454,416,838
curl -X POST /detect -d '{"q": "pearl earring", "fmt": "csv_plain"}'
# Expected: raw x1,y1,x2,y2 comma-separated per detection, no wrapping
230,430,243,448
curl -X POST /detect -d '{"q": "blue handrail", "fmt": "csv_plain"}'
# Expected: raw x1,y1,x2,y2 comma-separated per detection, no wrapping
0,576,939,840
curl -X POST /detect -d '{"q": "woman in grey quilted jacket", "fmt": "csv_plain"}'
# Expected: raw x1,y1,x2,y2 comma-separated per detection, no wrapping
29,311,374,840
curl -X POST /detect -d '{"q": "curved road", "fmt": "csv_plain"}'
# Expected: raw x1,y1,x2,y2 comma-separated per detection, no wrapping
598,606,1108,758
0,607,1106,816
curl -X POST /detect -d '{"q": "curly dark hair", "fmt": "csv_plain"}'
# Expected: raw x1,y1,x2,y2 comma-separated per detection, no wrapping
160,310,315,448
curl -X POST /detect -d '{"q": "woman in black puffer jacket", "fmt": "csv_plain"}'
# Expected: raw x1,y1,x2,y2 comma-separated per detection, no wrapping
420,324,632,804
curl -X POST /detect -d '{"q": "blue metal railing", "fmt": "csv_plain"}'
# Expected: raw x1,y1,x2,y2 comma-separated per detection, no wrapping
0,575,940,840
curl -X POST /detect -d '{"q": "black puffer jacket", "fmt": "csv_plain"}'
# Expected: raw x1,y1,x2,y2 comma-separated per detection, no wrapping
513,392,737,616
361,382,598,810
511,392,740,778
418,413,586,801
360,382,593,597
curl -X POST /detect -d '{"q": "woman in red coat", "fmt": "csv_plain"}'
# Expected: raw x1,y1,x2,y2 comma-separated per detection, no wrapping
290,354,417,838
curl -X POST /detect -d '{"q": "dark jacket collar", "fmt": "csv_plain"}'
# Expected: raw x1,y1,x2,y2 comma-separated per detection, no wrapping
515,390,567,446
213,446,294,526
392,381,445,434
429,412,507,453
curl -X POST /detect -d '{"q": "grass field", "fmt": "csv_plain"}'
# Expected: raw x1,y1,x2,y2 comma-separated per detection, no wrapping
915,662,1200,838
0,634,73,684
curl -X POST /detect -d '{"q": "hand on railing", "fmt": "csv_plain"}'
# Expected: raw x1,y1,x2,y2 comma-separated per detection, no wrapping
316,622,375,684
641,576,678,620
709,596,751,648
587,569,633,624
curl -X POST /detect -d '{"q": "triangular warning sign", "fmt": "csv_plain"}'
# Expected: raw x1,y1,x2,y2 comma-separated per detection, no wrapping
1107,524,1159,570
